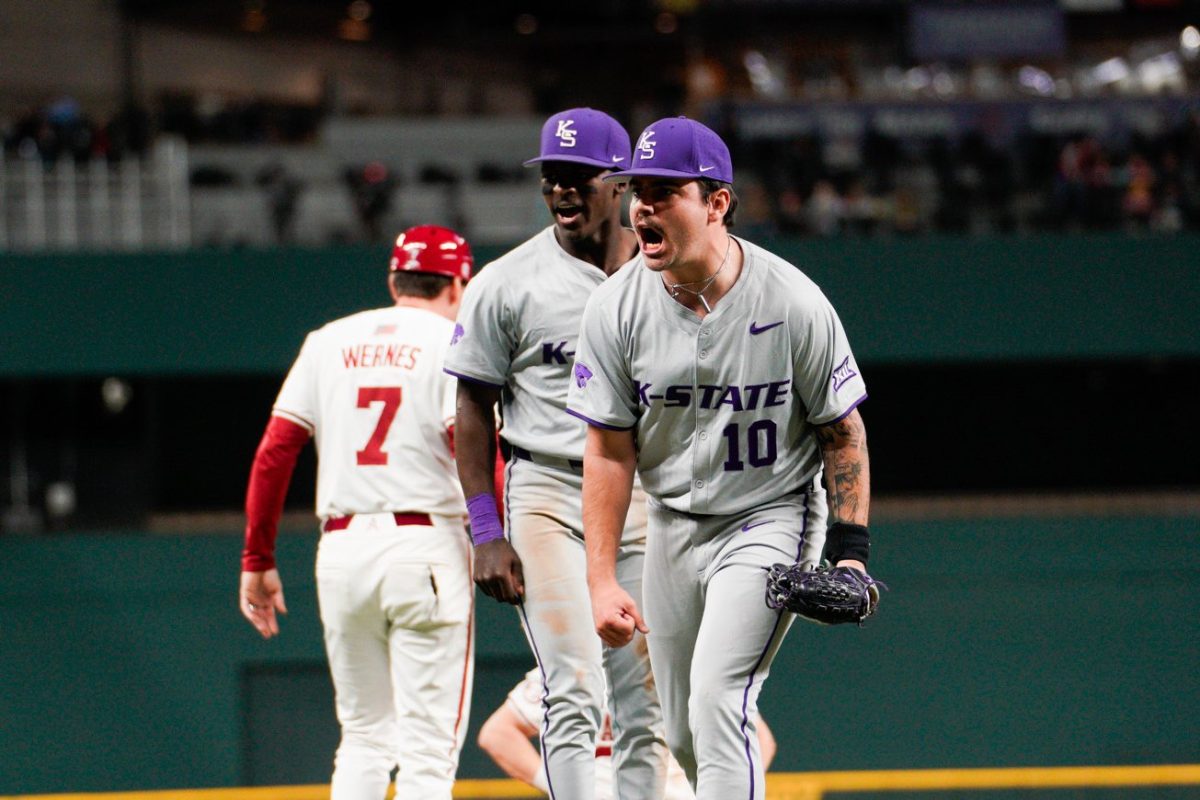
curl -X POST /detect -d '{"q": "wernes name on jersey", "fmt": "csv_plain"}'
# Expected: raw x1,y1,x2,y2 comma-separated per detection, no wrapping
341,343,421,370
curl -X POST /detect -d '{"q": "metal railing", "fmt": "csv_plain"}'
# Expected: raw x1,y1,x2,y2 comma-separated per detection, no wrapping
0,138,190,252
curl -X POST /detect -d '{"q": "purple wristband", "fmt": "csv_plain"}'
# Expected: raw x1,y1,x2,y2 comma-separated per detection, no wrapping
467,493,504,547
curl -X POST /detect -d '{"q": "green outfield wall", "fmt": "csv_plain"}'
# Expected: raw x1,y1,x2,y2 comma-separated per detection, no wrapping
1,515,1196,793
1,234,1198,376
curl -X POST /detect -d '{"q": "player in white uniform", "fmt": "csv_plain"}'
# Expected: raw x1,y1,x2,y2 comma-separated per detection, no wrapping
239,225,478,800
477,669,777,799
567,118,872,800
445,108,667,799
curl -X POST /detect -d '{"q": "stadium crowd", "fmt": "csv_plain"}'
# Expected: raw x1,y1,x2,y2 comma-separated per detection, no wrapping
6,95,1200,240
729,113,1200,238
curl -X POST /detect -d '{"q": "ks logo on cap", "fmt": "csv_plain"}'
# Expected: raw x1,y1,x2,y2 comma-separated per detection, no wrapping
604,117,734,184
636,129,656,160
556,119,577,148
525,108,631,170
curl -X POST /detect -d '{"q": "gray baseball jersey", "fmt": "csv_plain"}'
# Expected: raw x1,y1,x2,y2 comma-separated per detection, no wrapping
567,235,867,515
444,225,634,461
444,224,664,799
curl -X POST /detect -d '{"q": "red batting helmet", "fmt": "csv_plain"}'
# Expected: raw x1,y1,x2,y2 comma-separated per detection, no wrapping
389,225,474,281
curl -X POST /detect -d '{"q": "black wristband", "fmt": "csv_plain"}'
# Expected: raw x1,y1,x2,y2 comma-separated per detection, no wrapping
824,521,870,565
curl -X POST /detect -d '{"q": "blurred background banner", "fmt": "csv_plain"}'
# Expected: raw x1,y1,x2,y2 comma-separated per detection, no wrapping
908,2,1068,62
1,0,1198,794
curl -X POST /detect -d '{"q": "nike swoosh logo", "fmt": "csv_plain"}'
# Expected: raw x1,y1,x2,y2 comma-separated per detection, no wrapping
698,165,716,172
741,520,774,532
612,155,626,162
749,321,784,335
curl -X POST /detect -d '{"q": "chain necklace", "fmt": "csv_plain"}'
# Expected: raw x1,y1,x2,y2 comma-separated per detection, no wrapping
662,237,732,314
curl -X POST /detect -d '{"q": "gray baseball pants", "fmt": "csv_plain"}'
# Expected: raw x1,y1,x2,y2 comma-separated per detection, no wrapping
506,456,668,800
643,485,827,800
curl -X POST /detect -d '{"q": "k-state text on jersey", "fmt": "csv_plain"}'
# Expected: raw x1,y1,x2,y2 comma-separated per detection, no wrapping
341,343,420,370
636,379,791,411
541,340,575,365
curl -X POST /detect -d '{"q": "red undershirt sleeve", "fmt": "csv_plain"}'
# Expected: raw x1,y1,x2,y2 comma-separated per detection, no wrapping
492,430,505,519
242,415,312,572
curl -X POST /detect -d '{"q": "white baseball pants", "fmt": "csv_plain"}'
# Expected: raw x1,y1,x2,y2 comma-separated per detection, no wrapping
316,512,474,799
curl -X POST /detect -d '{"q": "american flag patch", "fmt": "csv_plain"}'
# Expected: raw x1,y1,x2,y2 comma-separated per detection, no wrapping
374,325,397,336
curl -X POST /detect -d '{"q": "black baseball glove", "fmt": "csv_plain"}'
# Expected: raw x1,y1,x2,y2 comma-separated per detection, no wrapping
765,562,885,626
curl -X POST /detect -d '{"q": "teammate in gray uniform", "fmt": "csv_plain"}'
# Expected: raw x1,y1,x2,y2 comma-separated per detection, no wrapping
444,108,667,799
567,117,872,800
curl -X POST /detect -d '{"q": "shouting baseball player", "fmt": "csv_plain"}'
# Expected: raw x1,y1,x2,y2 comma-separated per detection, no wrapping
567,117,879,799
444,108,667,799
239,225,477,799
478,667,777,799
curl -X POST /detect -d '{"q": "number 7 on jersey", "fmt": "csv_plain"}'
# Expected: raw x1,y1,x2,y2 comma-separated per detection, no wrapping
356,386,401,466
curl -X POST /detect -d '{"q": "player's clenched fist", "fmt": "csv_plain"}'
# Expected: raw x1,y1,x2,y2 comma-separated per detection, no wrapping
589,579,648,648
474,539,525,605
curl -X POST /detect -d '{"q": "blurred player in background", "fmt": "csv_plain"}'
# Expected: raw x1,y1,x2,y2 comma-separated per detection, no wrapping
444,108,667,799
478,668,776,798
568,118,871,799
239,225,477,799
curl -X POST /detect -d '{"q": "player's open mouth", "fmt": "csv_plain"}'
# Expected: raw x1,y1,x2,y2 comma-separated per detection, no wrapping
554,204,583,224
637,225,665,255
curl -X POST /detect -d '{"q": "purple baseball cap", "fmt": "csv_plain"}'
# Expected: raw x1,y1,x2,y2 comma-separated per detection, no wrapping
523,108,632,170
605,116,733,185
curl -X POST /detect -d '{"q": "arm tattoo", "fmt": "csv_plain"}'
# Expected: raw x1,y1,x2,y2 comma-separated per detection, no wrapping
816,411,870,525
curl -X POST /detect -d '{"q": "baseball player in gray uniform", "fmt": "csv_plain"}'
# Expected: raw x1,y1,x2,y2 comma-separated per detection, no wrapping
444,108,667,799
566,117,872,800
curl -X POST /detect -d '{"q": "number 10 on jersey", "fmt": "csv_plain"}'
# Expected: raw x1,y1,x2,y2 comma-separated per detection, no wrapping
721,420,777,471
